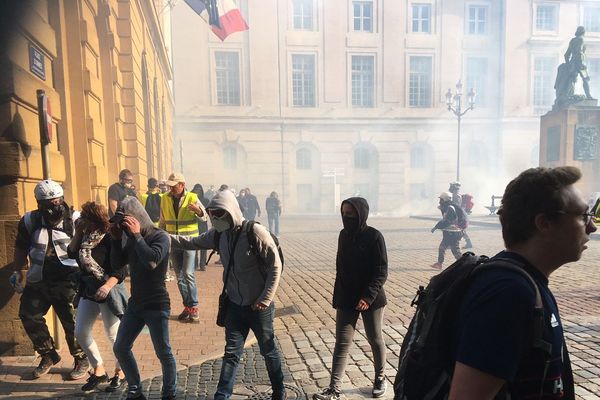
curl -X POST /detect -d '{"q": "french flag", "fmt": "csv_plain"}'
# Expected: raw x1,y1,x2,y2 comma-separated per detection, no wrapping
184,0,249,41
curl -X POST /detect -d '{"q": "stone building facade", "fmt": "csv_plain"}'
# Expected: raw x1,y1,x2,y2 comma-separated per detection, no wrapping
0,0,173,355
172,0,600,214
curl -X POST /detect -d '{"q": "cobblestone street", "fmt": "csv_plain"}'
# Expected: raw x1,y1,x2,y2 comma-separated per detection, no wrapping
2,216,600,399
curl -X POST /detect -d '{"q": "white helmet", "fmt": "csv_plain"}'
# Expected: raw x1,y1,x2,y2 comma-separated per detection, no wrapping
439,192,452,202
34,179,64,201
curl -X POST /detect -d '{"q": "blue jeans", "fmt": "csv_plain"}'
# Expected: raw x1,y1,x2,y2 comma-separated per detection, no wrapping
214,302,285,399
113,306,177,397
267,213,280,236
171,248,198,307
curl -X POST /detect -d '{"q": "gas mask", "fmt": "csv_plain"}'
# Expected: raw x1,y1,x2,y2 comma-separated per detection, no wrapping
211,216,231,232
40,200,64,222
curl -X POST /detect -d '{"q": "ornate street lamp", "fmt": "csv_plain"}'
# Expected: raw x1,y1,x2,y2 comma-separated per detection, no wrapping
446,81,476,182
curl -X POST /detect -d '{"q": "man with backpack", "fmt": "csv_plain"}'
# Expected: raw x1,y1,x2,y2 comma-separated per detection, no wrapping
141,177,162,226
430,192,463,270
449,181,473,249
169,189,286,400
395,166,596,400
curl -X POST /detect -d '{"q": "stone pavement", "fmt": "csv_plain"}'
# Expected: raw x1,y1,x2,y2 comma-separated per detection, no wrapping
2,215,600,399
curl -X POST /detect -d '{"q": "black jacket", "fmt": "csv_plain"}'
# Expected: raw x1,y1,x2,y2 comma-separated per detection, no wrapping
333,197,388,310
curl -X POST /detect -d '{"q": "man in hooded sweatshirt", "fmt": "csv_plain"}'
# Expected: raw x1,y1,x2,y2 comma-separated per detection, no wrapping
170,189,286,400
110,197,176,400
313,197,388,400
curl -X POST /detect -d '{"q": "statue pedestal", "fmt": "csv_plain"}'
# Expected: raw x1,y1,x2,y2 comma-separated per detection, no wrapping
540,102,600,196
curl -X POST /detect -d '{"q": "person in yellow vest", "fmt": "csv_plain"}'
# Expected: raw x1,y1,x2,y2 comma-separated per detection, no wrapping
141,178,162,227
159,172,206,323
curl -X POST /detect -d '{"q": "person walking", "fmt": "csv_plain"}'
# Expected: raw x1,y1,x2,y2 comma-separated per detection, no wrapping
243,187,261,221
13,179,90,380
266,192,282,237
313,197,388,400
430,192,463,270
108,169,136,217
68,202,128,393
169,189,287,400
449,181,473,249
159,172,206,323
191,184,210,271
111,197,177,400
141,178,162,226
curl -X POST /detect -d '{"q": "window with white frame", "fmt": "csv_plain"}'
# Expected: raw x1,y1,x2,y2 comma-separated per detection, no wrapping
293,0,314,30
535,4,558,32
351,55,375,107
466,57,488,106
296,148,312,169
409,56,433,107
584,7,600,33
410,145,426,168
588,58,600,99
292,54,316,107
215,51,240,106
223,146,237,169
354,146,370,169
467,5,487,35
533,56,555,114
412,4,431,33
352,1,374,32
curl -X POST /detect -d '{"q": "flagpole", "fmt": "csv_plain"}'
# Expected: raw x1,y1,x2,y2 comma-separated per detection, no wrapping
276,0,285,211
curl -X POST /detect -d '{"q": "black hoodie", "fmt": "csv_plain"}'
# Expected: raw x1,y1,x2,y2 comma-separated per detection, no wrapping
333,197,388,310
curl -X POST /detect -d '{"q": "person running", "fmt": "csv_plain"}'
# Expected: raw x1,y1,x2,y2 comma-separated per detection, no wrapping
431,192,463,270
314,197,388,399
69,202,128,393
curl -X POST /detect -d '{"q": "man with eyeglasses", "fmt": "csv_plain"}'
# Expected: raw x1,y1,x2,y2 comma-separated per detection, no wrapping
446,166,596,400
169,189,286,400
108,169,136,218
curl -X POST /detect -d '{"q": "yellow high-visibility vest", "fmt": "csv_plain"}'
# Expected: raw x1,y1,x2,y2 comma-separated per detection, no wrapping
161,191,200,236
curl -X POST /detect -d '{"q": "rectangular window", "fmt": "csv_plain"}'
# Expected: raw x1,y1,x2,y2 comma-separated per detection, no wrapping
467,5,487,35
546,126,561,162
412,4,431,33
466,57,488,106
588,58,600,100
353,1,373,32
535,4,557,32
215,51,240,106
584,7,600,33
293,0,314,30
533,56,555,114
292,54,316,107
351,55,375,107
409,56,432,107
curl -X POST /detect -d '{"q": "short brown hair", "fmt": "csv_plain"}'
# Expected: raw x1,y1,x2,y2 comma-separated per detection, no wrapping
498,166,582,247
80,201,109,232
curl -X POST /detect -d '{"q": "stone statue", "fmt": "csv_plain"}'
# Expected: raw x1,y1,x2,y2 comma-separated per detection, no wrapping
554,26,595,108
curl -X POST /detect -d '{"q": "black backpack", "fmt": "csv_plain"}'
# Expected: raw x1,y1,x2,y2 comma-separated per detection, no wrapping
208,220,284,274
452,203,468,230
393,253,551,400
144,193,161,223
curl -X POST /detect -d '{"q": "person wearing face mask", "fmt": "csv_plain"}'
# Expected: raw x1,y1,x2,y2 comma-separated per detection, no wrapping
159,172,206,323
13,180,90,380
108,169,136,218
110,197,177,400
169,189,286,400
313,197,388,400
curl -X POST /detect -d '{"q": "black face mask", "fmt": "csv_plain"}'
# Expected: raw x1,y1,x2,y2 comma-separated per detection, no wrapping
342,216,359,232
41,203,64,221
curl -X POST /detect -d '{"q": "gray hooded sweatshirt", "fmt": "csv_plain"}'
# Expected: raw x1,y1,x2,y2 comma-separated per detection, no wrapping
170,190,281,307
111,196,171,310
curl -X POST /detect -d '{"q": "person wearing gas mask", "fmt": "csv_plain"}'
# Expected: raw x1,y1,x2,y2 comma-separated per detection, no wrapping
313,197,388,400
12,179,90,380
110,197,176,400
108,169,136,218
169,189,286,400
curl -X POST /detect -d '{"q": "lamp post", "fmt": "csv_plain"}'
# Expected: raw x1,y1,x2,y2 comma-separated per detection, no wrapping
445,81,476,182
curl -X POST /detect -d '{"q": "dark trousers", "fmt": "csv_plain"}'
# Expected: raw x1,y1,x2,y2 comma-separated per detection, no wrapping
214,302,285,399
438,231,462,264
19,280,85,358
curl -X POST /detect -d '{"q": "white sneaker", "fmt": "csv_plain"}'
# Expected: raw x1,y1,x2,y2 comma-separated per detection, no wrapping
313,387,341,400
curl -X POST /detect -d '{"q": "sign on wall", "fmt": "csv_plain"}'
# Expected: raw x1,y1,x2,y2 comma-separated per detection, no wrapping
29,43,46,81
574,125,598,161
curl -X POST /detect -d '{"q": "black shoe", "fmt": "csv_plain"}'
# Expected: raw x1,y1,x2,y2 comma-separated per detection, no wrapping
272,390,288,400
161,395,176,400
32,350,61,379
69,356,90,380
82,373,109,392
313,387,341,400
372,377,387,398
105,374,126,392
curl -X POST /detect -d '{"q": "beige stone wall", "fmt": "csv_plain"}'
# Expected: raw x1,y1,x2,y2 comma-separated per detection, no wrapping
172,0,599,214
0,0,173,356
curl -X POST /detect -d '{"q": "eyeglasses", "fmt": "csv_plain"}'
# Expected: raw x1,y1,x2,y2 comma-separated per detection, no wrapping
122,179,133,184
553,210,595,225
208,209,227,218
